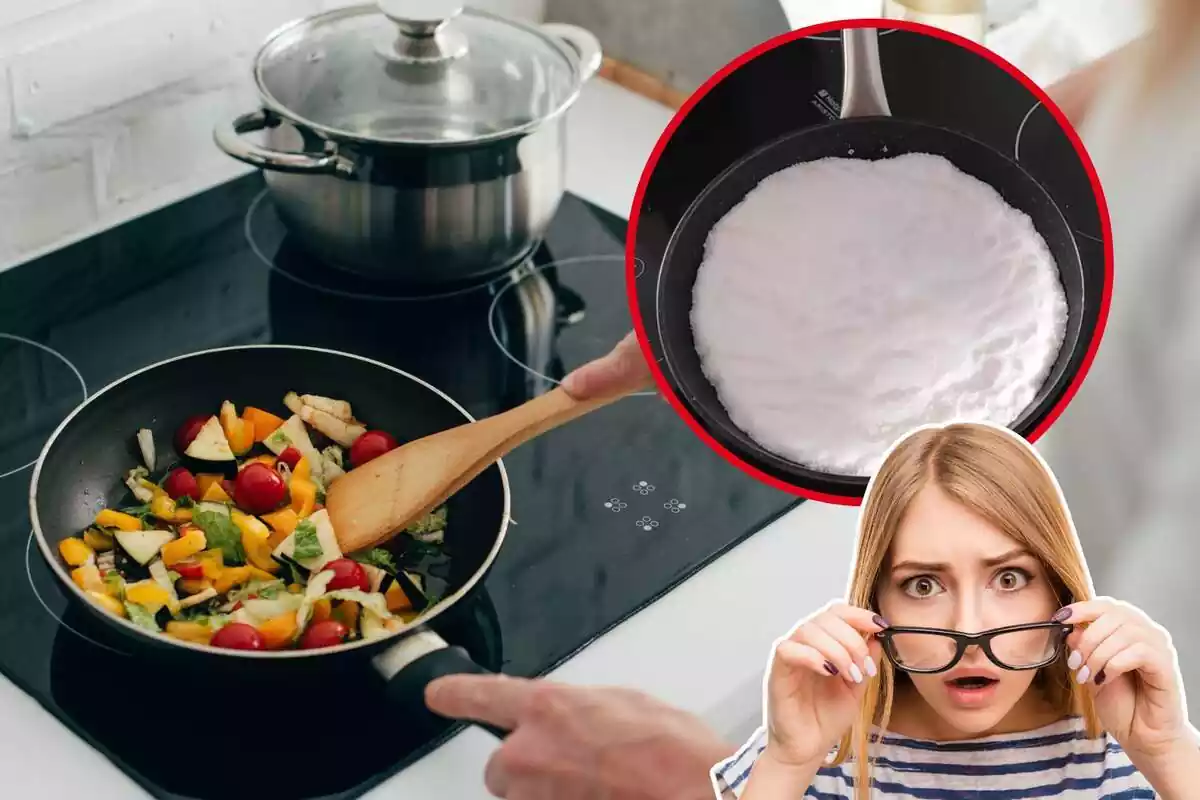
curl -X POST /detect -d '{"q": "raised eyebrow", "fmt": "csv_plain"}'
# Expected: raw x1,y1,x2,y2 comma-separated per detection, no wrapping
889,560,949,574
981,548,1034,568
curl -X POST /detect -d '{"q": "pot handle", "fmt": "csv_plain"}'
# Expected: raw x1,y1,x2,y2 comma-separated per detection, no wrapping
214,110,355,176
840,27,891,118
374,627,509,741
541,23,602,82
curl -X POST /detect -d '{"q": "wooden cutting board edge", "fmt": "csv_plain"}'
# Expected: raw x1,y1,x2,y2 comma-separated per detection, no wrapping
597,56,690,110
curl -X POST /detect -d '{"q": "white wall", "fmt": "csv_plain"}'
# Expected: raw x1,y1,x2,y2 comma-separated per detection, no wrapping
0,0,542,271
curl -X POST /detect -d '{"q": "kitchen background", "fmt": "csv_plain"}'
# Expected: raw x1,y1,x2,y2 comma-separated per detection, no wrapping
0,0,1147,270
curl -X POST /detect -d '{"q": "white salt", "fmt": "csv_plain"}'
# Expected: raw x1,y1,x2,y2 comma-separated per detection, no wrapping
690,153,1068,477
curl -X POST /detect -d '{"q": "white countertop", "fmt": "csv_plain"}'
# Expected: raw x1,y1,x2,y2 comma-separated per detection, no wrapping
0,77,861,799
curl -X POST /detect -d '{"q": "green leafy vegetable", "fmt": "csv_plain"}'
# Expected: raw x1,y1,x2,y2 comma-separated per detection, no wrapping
277,556,307,586
167,570,181,583
193,509,245,564
292,519,323,561
175,495,195,509
125,602,160,632
256,582,284,600
315,487,327,505
405,507,447,536
352,548,397,573
119,503,151,518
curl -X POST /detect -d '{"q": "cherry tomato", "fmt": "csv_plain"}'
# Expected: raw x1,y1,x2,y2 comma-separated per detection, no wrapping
323,558,370,592
210,623,265,651
233,463,286,514
163,467,201,501
349,431,398,468
300,620,349,650
175,414,211,453
277,447,302,471
173,560,204,580
221,479,238,498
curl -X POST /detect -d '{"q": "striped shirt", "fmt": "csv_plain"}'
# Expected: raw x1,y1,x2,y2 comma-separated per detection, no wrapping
711,717,1155,799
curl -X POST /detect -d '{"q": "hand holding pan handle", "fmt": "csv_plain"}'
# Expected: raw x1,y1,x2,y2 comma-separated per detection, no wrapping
373,627,510,740
841,27,892,118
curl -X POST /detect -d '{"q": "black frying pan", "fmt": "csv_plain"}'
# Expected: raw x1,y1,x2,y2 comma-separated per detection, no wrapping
30,345,511,738
655,26,1089,501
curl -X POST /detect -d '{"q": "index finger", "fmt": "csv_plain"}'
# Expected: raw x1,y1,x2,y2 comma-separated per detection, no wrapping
830,603,890,634
425,673,537,730
1054,598,1120,625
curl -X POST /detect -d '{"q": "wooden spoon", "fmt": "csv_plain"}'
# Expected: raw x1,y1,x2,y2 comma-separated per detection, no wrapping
326,372,653,553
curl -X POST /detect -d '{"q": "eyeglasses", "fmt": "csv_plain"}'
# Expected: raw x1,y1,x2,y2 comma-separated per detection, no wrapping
875,621,1073,674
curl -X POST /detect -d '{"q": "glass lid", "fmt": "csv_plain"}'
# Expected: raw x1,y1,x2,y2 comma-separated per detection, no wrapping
255,1,583,145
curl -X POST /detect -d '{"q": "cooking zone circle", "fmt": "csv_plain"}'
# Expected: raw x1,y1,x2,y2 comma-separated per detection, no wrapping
0,333,88,480
25,531,128,655
488,255,658,397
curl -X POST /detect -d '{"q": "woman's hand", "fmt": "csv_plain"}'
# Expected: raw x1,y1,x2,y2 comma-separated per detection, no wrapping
1058,598,1190,759
763,602,888,768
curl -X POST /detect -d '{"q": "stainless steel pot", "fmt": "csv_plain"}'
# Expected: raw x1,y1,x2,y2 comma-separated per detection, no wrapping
215,1,601,288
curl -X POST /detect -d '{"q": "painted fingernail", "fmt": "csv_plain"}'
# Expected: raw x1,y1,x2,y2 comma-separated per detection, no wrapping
873,614,890,629
1067,650,1082,670
1095,670,1106,685
849,664,864,684
1076,665,1091,684
1052,607,1072,622
864,656,878,678
824,660,839,676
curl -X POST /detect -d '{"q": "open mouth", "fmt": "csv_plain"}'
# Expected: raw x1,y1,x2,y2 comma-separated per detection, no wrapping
946,676,999,690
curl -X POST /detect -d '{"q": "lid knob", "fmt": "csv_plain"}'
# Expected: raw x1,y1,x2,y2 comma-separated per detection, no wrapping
377,0,468,63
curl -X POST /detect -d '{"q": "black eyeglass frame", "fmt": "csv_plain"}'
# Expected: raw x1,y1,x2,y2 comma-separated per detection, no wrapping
874,621,1074,674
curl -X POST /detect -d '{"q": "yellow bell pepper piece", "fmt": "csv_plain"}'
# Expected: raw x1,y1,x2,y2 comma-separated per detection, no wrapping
385,581,413,612
247,565,277,583
95,509,142,532
58,537,94,567
220,401,255,456
87,591,127,618
166,621,213,645
72,564,104,592
83,528,114,551
125,580,171,612
292,457,312,483
196,549,225,580
244,454,278,470
262,508,299,548
151,493,192,523
161,530,207,566
287,583,303,594
195,474,224,497
289,478,317,518
178,578,214,595
214,566,252,595
311,598,333,624
231,510,280,575
257,612,300,650
200,481,232,504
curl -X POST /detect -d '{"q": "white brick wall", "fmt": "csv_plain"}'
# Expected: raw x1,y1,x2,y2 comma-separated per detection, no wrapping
0,0,543,271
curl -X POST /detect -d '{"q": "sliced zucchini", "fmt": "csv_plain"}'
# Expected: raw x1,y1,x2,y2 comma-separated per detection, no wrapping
115,529,175,566
271,509,342,572
194,501,231,518
136,429,156,472
298,405,366,448
263,415,322,478
184,416,235,467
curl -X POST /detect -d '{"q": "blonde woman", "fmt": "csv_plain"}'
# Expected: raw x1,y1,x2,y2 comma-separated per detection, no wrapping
713,423,1198,799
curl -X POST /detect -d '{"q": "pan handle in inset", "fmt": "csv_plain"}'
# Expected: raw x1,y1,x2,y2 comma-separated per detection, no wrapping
373,627,509,740
840,27,891,118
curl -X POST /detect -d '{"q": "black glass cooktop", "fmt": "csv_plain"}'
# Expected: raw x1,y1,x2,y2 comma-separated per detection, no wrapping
0,178,799,800
634,28,1106,363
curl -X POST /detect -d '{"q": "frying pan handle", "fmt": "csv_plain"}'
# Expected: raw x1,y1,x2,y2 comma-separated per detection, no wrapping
840,27,891,118
374,628,510,740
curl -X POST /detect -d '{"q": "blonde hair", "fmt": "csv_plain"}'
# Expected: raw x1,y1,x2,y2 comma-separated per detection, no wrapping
833,423,1101,800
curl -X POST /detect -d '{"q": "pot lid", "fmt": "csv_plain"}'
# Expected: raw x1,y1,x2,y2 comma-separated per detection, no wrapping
255,1,584,145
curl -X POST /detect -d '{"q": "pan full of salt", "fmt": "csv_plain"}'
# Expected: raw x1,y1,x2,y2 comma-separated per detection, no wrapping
654,24,1091,501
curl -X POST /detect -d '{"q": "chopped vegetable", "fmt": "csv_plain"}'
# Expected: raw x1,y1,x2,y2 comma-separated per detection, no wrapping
125,580,171,612
103,570,125,597
243,407,286,441
233,462,287,514
331,600,360,632
84,528,114,551
298,405,365,448
125,602,161,632
300,619,348,650
283,391,304,416
114,529,175,566
148,560,182,614
200,480,233,503
352,548,397,573
406,506,447,541
72,564,104,592
257,612,300,650
195,473,224,497
166,621,213,645
289,478,317,518
385,580,413,612
210,622,264,650
88,591,127,618
58,537,94,567
263,415,322,480
214,566,253,595
262,507,299,547
231,510,279,574
184,415,235,462
95,509,143,532
192,508,244,564
292,520,323,561
150,493,192,524
219,401,255,456
136,428,156,471
300,394,354,421
125,467,155,503
161,530,207,566
349,430,397,468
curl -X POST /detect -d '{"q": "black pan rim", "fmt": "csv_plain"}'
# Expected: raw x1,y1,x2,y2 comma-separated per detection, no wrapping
28,343,512,660
653,117,1087,498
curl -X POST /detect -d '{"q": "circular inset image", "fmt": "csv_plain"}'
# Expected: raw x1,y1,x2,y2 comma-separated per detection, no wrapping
628,20,1111,504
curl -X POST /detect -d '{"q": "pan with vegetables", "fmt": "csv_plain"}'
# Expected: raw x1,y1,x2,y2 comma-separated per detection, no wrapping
31,345,511,734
